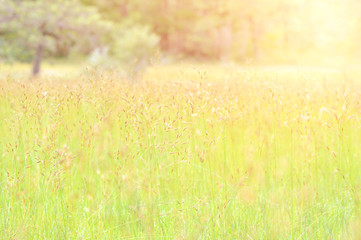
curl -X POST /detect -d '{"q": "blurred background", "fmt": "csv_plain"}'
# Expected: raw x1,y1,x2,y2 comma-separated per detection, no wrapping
1,0,361,76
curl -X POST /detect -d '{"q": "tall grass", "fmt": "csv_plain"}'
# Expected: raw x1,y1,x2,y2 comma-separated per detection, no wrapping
0,65,360,239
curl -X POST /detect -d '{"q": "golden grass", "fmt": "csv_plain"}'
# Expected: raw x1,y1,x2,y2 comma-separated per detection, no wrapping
0,64,360,239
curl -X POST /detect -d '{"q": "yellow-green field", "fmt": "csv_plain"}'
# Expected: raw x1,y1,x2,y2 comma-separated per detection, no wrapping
1,64,361,239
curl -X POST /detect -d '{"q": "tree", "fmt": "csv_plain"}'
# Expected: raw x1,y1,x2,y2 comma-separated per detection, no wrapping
0,0,110,76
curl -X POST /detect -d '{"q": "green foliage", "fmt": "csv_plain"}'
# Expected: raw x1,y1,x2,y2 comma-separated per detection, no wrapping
88,24,159,79
112,25,159,63
2,0,361,66
0,0,111,74
0,37,33,62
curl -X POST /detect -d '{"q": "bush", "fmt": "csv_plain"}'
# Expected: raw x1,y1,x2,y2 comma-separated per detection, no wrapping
87,24,160,80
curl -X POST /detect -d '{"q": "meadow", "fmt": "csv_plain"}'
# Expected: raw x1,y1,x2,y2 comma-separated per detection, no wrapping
1,64,361,239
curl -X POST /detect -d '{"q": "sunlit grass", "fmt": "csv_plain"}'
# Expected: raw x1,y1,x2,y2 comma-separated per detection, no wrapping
0,64,360,239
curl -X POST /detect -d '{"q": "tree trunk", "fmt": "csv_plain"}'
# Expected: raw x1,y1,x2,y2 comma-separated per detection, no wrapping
32,42,43,76
160,32,169,51
240,25,248,60
249,17,261,61
217,21,232,62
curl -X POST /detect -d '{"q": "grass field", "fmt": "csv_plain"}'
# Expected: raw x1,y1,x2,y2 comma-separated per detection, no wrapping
1,64,361,239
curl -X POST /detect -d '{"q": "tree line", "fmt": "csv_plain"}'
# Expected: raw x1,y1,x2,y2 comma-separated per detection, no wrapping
1,0,361,76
